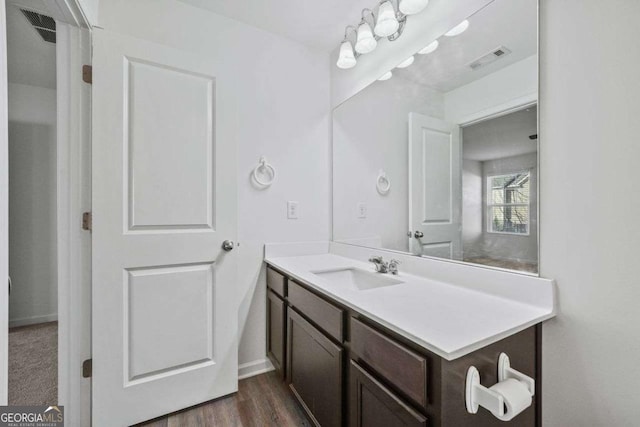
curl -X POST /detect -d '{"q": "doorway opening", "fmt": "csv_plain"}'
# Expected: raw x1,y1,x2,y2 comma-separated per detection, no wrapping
461,105,539,274
6,0,58,405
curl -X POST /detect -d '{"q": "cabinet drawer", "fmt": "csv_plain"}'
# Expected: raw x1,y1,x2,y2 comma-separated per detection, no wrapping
267,267,287,298
266,290,286,378
288,309,343,427
349,317,428,409
288,281,344,342
349,361,427,427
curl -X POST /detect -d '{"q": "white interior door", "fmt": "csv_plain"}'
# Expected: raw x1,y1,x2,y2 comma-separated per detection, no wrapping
409,113,462,260
92,29,238,427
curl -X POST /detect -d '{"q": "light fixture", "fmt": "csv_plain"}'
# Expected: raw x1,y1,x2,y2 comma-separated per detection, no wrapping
378,71,393,81
337,26,358,69
396,55,415,69
399,0,428,15
336,0,430,69
445,20,469,37
337,40,357,69
355,10,378,54
374,1,399,37
418,39,439,55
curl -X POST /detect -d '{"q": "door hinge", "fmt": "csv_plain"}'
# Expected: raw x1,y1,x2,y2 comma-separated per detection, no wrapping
82,212,92,231
82,359,92,378
82,65,92,84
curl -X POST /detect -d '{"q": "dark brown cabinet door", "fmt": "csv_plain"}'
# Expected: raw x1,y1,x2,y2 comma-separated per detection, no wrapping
349,361,427,427
267,267,287,298
267,290,286,377
349,317,428,410
287,309,343,427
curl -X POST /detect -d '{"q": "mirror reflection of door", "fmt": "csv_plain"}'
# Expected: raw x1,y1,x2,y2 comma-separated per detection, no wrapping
408,113,462,260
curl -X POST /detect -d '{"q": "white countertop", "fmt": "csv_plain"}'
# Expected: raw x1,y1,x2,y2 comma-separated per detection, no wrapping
265,251,555,361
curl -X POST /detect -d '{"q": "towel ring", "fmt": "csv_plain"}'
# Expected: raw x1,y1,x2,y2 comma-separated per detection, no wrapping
377,170,391,195
253,156,276,187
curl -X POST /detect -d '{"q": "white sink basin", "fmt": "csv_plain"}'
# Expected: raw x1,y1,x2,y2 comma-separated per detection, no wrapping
311,267,403,291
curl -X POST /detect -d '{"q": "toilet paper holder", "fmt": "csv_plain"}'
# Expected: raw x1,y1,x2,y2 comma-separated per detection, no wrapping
465,352,535,419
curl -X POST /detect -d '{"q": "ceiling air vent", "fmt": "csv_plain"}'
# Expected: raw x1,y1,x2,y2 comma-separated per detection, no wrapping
20,9,56,44
468,46,511,71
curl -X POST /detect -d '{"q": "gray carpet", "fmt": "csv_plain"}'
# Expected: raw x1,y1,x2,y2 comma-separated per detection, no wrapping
8,321,58,405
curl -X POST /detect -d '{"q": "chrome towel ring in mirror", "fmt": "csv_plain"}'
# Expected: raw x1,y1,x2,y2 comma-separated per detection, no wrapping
252,156,276,188
377,170,391,195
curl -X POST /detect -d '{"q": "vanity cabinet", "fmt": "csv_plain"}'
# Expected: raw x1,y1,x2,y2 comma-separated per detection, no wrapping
266,290,286,376
287,309,344,427
266,266,540,427
350,317,428,411
266,269,287,378
288,280,344,341
349,360,427,427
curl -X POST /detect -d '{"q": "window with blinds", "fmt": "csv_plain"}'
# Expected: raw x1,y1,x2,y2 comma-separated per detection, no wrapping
487,171,530,235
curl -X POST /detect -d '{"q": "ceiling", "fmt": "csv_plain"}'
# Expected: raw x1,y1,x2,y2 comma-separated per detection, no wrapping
6,0,57,89
463,106,537,162
177,0,374,52
395,0,537,92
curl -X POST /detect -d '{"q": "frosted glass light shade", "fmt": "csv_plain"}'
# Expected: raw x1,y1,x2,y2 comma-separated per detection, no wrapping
445,20,469,37
396,55,415,69
355,22,377,54
336,41,357,69
399,0,428,15
378,71,393,81
375,1,399,37
418,40,439,55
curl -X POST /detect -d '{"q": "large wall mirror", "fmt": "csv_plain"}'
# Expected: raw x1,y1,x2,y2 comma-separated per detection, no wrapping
333,0,539,274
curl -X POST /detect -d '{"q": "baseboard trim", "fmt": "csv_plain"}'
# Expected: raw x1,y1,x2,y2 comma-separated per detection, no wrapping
238,358,275,380
9,313,58,329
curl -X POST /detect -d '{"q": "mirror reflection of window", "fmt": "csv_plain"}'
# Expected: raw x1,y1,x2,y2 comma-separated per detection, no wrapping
488,172,530,235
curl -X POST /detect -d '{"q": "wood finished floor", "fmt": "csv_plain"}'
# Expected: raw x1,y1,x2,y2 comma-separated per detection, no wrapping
136,371,312,427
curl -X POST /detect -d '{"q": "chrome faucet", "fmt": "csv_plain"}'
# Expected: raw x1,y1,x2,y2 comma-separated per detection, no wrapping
368,256,400,275
388,259,400,275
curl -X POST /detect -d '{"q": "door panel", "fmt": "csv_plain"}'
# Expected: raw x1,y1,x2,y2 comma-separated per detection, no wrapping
126,263,214,382
92,29,237,427
126,58,214,231
409,113,462,260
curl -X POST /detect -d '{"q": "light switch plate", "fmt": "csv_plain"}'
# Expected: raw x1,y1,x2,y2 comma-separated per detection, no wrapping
287,201,299,219
357,202,367,219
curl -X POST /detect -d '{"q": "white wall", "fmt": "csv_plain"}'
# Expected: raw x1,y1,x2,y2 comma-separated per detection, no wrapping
333,76,443,252
445,55,538,124
76,0,99,27
7,82,57,327
540,0,640,425
462,159,482,257
95,0,330,370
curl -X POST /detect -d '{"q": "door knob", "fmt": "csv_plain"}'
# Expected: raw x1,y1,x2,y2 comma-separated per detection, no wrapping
414,231,424,238
222,240,235,251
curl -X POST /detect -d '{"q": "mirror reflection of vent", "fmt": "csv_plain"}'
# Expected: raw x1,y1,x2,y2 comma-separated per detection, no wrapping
469,46,511,71
20,9,56,44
